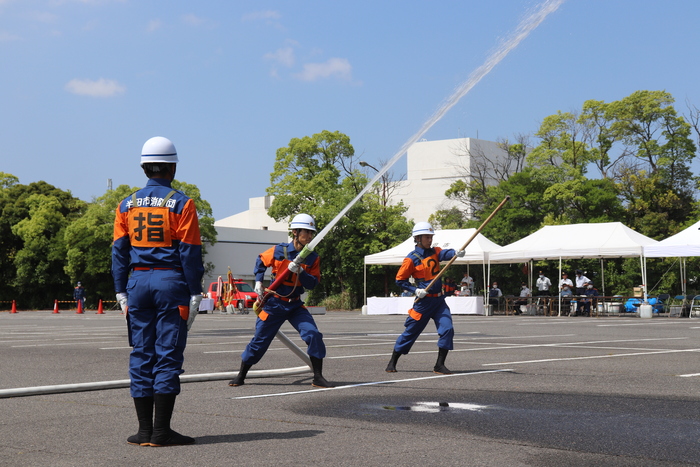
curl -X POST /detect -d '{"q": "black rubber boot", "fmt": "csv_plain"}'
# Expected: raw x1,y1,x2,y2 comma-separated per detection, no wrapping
310,356,334,388
149,394,195,447
228,361,252,387
433,348,452,375
127,396,153,446
385,350,402,373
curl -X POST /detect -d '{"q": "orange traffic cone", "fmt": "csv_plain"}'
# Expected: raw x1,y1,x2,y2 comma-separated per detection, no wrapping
76,300,84,314
10,300,17,313
96,299,104,314
53,299,60,314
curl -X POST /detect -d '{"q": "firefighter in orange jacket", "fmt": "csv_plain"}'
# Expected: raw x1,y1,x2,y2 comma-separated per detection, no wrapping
385,222,464,374
112,136,204,447
228,213,333,388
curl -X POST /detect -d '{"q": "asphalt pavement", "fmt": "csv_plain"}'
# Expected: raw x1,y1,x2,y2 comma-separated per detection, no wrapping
1,309,700,466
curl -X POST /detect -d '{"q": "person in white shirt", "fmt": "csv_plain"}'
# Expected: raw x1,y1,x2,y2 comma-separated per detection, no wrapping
460,272,474,296
535,271,552,296
574,270,591,294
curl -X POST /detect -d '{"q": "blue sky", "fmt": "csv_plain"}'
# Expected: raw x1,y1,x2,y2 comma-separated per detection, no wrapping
2,0,699,220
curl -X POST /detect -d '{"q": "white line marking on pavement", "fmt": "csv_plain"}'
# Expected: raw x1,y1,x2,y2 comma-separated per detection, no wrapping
230,369,513,400
678,373,700,377
483,348,700,366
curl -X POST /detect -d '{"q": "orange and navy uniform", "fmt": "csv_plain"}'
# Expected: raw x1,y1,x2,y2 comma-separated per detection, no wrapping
111,177,204,398
240,242,324,365
254,242,320,299
396,246,454,296
112,178,204,296
393,245,455,354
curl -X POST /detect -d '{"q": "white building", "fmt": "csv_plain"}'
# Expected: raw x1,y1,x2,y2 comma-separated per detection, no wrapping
214,137,507,231
202,226,287,290
395,137,506,222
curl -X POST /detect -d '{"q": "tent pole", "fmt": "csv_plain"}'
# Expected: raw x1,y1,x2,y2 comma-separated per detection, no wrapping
363,263,367,304
486,260,491,311
640,254,647,302
601,258,605,298
682,258,687,296
558,258,562,317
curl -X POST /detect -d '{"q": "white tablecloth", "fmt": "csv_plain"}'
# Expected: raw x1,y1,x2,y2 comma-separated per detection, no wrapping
366,296,484,315
199,298,215,311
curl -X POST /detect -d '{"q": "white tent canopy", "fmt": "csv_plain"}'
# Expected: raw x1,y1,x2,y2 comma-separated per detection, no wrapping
489,222,658,263
644,219,700,296
644,220,700,258
488,222,659,306
364,228,501,265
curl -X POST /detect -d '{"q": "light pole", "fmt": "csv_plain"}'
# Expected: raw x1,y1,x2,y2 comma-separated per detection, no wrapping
359,160,379,172
359,161,387,207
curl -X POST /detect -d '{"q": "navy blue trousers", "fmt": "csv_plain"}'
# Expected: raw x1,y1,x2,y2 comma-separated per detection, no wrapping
126,269,189,398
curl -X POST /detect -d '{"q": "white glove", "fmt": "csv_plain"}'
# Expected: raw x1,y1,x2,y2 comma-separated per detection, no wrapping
288,262,302,274
254,281,264,296
414,288,427,299
456,250,465,258
187,295,203,331
116,293,128,313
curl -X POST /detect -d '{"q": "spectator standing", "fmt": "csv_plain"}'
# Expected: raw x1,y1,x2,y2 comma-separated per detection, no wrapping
535,271,552,296
574,270,591,295
73,282,85,310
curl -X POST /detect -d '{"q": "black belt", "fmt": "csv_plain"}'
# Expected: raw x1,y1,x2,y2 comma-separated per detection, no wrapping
275,296,300,302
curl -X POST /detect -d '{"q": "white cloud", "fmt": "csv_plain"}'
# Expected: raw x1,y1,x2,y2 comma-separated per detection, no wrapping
264,46,295,68
242,10,281,22
82,19,99,31
182,13,205,26
294,58,352,82
182,13,217,29
147,18,161,32
0,31,20,42
64,78,125,97
25,10,59,23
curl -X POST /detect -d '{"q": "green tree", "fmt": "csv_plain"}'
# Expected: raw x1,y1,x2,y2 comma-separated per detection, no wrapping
0,172,19,190
429,206,469,230
266,130,411,307
606,91,697,236
0,180,85,308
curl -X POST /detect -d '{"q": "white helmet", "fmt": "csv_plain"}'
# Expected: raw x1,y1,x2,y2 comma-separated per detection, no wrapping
290,213,316,232
412,222,434,237
141,136,179,165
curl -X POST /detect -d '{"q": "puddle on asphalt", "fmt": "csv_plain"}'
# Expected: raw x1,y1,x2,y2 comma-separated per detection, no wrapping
380,402,490,413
